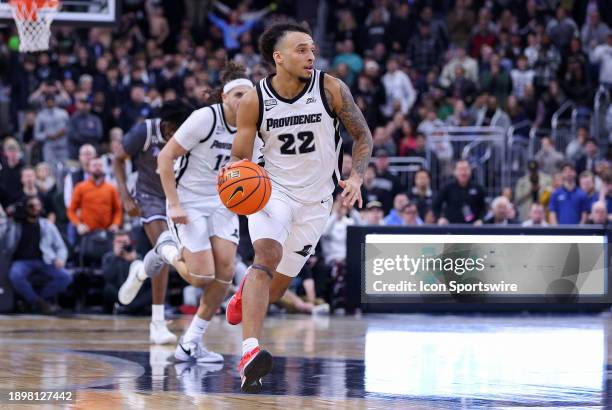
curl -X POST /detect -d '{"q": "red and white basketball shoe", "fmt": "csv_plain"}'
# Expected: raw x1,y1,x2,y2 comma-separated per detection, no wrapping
238,346,273,393
226,273,249,325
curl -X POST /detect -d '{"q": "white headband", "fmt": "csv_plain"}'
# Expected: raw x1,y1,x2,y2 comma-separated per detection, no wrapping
223,78,253,94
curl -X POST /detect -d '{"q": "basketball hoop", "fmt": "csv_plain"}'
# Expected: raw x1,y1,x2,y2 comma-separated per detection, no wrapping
9,0,60,52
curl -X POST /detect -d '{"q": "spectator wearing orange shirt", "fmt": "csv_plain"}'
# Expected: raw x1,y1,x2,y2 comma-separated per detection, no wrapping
68,157,122,235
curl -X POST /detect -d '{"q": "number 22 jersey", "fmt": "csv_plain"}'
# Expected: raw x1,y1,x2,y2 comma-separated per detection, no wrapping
256,70,342,204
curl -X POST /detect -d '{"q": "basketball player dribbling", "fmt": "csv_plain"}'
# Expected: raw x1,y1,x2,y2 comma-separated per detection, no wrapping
219,22,373,392
113,100,192,345
120,62,257,363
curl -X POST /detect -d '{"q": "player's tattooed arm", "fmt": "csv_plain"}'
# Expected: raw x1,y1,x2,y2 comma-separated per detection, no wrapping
325,75,373,207
325,77,373,179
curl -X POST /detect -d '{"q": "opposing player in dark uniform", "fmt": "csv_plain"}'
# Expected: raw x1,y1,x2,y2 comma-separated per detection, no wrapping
113,100,192,345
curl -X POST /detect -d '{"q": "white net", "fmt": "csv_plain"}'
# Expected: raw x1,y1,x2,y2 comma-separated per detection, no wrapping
10,0,60,53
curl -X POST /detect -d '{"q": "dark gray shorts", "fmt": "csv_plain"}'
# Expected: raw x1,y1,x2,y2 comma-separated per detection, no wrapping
135,192,167,224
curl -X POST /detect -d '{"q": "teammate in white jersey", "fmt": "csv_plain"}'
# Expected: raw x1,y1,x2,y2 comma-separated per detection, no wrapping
119,62,255,363
219,22,373,392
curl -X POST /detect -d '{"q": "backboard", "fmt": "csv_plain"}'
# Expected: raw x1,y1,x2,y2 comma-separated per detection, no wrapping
0,0,117,25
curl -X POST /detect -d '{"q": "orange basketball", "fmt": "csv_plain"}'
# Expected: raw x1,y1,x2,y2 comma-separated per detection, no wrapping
217,160,272,215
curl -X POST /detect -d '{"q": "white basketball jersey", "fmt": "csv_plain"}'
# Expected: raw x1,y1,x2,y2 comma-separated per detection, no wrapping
174,103,261,211
256,70,342,203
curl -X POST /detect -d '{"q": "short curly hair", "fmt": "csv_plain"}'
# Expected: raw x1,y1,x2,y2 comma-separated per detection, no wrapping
205,60,249,104
220,60,248,85
159,100,193,127
258,21,312,66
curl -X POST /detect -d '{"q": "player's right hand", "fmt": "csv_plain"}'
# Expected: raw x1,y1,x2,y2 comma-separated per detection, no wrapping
123,197,141,218
217,158,248,186
217,164,232,186
169,204,189,225
338,175,363,208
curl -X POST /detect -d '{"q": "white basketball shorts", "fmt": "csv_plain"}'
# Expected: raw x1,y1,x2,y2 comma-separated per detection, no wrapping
167,205,239,253
248,188,333,277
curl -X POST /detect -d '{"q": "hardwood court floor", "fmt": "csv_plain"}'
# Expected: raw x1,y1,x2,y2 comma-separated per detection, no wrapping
0,312,609,409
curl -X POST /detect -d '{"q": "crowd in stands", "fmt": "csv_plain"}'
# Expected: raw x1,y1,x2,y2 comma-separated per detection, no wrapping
1,0,612,313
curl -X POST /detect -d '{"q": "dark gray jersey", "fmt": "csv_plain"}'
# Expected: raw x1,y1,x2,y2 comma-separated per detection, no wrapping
122,118,165,198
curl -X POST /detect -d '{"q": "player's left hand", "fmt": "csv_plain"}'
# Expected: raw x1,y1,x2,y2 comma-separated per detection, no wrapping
339,175,363,208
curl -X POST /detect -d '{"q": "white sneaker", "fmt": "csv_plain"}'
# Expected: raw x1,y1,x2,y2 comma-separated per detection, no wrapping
175,336,224,363
118,260,146,305
175,362,223,397
155,230,179,264
312,303,330,315
150,321,177,345
143,231,179,278
149,345,175,380
175,361,223,378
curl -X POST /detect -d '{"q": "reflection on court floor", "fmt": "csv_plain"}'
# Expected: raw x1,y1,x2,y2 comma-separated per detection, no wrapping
0,314,608,408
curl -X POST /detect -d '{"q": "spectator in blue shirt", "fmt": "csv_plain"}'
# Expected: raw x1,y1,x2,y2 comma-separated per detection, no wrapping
549,163,586,225
384,195,425,226
399,202,424,226
383,193,408,225
332,40,364,87
208,11,259,54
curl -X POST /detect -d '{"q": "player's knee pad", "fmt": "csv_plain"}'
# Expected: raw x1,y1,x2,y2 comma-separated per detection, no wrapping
214,277,232,286
188,272,215,288
251,263,274,279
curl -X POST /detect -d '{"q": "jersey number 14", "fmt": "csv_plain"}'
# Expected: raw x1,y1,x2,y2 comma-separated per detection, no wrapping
213,154,230,171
